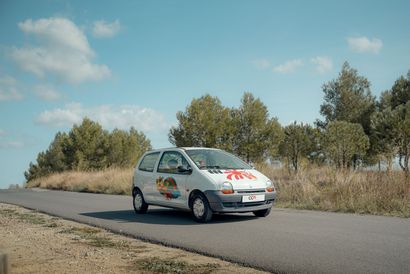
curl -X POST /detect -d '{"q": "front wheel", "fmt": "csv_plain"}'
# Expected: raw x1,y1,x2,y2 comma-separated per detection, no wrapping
253,207,271,217
133,188,148,214
190,193,213,223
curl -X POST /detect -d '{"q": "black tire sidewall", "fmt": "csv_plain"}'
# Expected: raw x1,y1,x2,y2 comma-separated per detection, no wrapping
133,188,148,214
191,193,212,223
253,207,272,217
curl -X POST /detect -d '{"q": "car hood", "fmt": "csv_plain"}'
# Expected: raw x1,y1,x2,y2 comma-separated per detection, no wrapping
201,169,269,190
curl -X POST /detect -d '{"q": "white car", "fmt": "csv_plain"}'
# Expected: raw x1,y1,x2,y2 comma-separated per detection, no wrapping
132,147,276,222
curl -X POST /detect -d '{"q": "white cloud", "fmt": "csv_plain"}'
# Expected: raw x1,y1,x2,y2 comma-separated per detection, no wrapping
92,20,121,38
347,36,383,54
0,74,23,101
311,56,333,74
33,84,62,101
0,130,24,149
252,59,271,70
11,17,111,84
36,103,169,133
0,140,24,149
273,59,303,73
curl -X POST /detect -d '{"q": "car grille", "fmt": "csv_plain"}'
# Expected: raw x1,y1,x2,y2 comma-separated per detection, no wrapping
222,200,272,208
207,169,223,174
236,189,265,193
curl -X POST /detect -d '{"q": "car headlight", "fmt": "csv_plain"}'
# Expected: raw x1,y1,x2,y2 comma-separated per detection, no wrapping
266,181,275,192
220,182,234,194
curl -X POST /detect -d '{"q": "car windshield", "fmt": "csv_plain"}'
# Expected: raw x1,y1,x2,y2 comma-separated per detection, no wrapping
185,149,251,170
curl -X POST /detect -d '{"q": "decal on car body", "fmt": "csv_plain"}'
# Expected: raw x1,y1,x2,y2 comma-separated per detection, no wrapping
156,176,181,199
224,170,257,180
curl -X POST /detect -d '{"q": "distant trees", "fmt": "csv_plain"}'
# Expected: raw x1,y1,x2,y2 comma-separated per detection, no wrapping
168,64,409,173
371,107,397,172
24,118,151,181
323,121,369,169
279,122,318,172
390,72,410,109
317,62,376,134
232,92,282,163
169,92,282,163
26,63,410,181
168,95,232,150
108,128,151,168
66,118,109,170
371,71,410,175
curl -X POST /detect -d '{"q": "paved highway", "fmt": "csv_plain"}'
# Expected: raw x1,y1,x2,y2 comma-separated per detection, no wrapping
1,189,409,274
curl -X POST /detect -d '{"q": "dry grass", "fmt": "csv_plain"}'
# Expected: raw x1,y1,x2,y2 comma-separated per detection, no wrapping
26,168,133,195
26,165,410,217
257,163,410,218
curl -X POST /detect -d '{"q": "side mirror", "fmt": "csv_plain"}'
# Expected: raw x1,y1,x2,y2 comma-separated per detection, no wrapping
178,165,192,174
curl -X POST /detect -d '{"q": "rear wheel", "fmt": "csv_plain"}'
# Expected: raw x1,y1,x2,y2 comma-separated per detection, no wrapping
253,207,271,217
190,193,213,223
133,188,148,214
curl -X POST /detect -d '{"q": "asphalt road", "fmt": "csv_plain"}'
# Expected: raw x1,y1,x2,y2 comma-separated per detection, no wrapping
1,189,409,274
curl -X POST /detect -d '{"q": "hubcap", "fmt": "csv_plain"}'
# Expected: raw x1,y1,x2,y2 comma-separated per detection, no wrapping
193,198,205,218
134,193,143,210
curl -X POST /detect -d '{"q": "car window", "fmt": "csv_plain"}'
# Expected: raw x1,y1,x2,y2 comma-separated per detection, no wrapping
186,149,251,169
138,152,160,172
157,151,190,174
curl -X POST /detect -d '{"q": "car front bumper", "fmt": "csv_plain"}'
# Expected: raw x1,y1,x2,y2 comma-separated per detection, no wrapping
204,190,276,213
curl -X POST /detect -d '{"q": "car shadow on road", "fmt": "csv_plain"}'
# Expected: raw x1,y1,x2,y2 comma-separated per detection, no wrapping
80,208,257,225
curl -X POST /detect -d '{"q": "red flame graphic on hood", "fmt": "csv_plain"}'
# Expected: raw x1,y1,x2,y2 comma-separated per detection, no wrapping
224,170,257,180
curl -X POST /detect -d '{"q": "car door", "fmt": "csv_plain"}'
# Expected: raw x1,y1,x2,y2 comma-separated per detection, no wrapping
154,151,191,208
136,152,160,203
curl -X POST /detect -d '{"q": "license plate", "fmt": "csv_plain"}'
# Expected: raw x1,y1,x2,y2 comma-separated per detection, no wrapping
242,194,265,203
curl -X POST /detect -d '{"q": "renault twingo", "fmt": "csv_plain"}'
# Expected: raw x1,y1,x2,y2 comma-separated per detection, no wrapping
132,147,276,222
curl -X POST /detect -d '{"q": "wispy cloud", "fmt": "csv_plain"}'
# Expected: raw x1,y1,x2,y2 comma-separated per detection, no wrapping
347,36,383,54
310,56,333,74
0,140,24,149
36,103,169,133
33,84,62,101
252,59,271,70
0,130,24,149
92,20,121,38
273,59,303,73
11,17,111,84
0,74,23,101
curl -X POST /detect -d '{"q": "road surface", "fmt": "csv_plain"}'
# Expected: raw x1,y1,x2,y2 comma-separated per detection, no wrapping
0,189,409,274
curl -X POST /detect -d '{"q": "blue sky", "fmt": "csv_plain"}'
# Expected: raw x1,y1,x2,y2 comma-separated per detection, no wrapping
0,0,409,188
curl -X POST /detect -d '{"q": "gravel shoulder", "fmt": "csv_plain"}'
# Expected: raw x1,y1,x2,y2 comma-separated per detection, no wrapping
0,203,265,274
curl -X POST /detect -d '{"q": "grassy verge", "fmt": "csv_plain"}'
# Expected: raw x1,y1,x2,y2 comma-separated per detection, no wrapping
1,203,263,274
257,164,410,218
26,168,133,195
26,166,410,217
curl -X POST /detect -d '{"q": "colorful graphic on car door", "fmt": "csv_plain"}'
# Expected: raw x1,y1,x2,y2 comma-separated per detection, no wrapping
156,176,181,199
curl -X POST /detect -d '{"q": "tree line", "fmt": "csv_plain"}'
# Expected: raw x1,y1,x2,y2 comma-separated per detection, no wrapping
169,62,410,175
24,118,151,181
25,61,410,181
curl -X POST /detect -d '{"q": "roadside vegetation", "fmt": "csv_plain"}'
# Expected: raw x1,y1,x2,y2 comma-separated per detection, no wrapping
27,168,133,195
1,203,262,274
258,164,410,217
25,62,410,217
26,166,410,218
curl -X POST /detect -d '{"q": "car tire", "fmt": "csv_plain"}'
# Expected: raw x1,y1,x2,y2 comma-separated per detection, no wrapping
253,207,271,217
133,188,148,214
190,193,213,223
